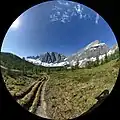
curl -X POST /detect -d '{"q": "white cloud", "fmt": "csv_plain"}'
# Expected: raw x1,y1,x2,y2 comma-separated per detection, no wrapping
57,0,63,4
63,14,68,18
73,4,84,20
63,12,69,18
79,14,82,19
61,18,66,23
67,9,71,12
57,11,61,15
57,0,70,6
61,14,69,23
50,13,59,22
51,17,59,22
87,14,91,19
50,14,53,19
83,14,86,18
52,5,62,10
95,13,99,24
65,2,69,6
50,2,99,24
64,11,68,14
71,11,77,16
76,4,81,13
53,14,57,18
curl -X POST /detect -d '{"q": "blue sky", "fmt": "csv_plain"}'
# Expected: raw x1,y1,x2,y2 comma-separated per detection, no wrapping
1,0,117,58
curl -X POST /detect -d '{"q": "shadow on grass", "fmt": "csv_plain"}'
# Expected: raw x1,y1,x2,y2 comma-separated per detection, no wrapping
80,89,109,117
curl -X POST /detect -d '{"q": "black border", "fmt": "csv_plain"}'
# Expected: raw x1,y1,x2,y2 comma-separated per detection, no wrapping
0,0,119,120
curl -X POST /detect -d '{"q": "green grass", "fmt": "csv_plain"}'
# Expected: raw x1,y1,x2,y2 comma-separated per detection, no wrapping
44,59,119,119
2,68,47,113
1,59,120,119
1,70,40,96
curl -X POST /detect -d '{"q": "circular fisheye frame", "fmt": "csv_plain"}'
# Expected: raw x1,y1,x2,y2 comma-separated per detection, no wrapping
0,0,119,119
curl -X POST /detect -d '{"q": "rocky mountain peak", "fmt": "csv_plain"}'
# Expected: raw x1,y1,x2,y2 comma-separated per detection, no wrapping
85,40,100,50
112,44,119,51
67,40,109,62
26,40,118,68
27,52,66,64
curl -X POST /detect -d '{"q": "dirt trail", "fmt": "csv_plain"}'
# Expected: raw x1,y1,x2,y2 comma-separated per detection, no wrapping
35,75,51,119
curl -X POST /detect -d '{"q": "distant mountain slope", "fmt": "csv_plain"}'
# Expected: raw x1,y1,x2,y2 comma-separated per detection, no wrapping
0,52,37,71
67,40,109,62
107,44,119,56
25,40,119,67
69,40,118,67
1,40,119,68
27,52,66,63
26,52,68,67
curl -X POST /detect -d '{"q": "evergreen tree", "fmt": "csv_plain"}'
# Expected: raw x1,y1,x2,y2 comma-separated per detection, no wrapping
86,61,91,68
75,60,79,69
115,49,120,59
86,61,95,68
104,53,108,63
47,68,50,74
100,59,104,65
22,57,26,75
96,56,99,66
35,67,38,74
22,57,25,60
71,66,74,71
46,67,49,73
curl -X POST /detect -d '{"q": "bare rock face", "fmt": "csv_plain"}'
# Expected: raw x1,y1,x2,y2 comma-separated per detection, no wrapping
67,40,109,62
26,40,118,67
111,44,119,51
80,43,109,59
27,52,66,63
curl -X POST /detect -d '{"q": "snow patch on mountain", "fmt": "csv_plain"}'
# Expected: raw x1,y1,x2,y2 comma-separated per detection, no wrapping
26,58,42,65
99,54,105,60
84,40,100,50
26,58,69,67
25,40,118,68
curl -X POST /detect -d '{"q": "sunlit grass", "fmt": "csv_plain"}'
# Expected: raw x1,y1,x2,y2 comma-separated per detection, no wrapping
45,59,119,119
1,59,119,119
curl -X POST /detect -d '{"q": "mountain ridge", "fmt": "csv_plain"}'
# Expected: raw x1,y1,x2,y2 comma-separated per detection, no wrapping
1,40,119,68
25,40,119,67
27,52,66,64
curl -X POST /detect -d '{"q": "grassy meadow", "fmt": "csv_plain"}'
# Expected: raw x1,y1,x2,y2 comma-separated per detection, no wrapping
0,51,120,119
44,59,120,119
